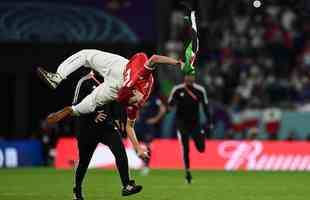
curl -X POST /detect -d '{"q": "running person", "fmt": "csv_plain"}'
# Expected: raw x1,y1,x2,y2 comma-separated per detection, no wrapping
168,74,213,184
72,71,142,199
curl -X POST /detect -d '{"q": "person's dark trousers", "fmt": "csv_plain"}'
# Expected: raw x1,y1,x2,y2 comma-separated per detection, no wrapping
101,127,130,187
74,120,130,190
74,136,97,190
177,126,205,171
268,133,278,140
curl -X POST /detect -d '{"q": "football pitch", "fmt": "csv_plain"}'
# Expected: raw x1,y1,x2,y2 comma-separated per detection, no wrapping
0,168,309,200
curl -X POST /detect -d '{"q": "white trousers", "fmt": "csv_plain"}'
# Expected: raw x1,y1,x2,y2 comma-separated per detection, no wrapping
55,49,128,115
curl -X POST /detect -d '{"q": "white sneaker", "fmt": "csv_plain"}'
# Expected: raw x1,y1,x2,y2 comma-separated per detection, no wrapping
37,67,63,89
190,11,197,32
140,167,150,176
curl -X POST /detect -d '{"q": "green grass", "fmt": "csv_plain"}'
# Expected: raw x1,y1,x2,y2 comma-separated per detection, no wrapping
0,168,309,200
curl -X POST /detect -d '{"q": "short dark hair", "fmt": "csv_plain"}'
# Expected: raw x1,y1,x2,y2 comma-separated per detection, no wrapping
117,87,133,106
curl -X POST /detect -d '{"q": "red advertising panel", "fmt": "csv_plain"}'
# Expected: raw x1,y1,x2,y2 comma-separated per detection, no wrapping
55,138,310,171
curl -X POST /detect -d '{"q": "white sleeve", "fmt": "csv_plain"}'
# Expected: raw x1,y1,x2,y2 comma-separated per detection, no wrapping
193,84,208,104
72,72,94,105
201,87,208,104
168,87,178,105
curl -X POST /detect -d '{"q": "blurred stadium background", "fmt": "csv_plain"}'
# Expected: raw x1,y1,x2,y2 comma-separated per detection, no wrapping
1,0,310,199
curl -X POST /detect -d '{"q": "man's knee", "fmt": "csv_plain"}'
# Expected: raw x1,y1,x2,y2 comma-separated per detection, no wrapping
74,50,88,63
79,49,102,64
78,49,95,57
196,139,205,152
197,144,205,153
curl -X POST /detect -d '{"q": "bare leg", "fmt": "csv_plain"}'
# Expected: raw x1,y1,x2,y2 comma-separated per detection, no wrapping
46,106,74,124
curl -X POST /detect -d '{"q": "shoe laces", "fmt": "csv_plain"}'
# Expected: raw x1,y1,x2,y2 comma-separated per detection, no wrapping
125,180,136,190
47,72,57,79
125,184,134,190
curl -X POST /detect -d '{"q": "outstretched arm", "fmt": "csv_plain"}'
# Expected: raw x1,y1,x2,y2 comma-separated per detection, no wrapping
126,119,149,159
203,103,214,128
145,55,183,69
46,106,74,124
146,100,167,124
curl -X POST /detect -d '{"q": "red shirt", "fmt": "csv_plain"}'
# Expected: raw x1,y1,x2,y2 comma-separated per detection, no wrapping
123,53,154,120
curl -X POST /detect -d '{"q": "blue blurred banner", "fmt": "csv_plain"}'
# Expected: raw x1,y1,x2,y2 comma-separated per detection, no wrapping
0,140,43,168
0,0,155,42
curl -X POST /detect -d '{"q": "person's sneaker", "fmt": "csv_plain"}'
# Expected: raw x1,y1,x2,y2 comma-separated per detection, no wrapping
140,166,150,176
121,180,143,196
73,187,84,200
37,67,62,90
185,171,192,184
